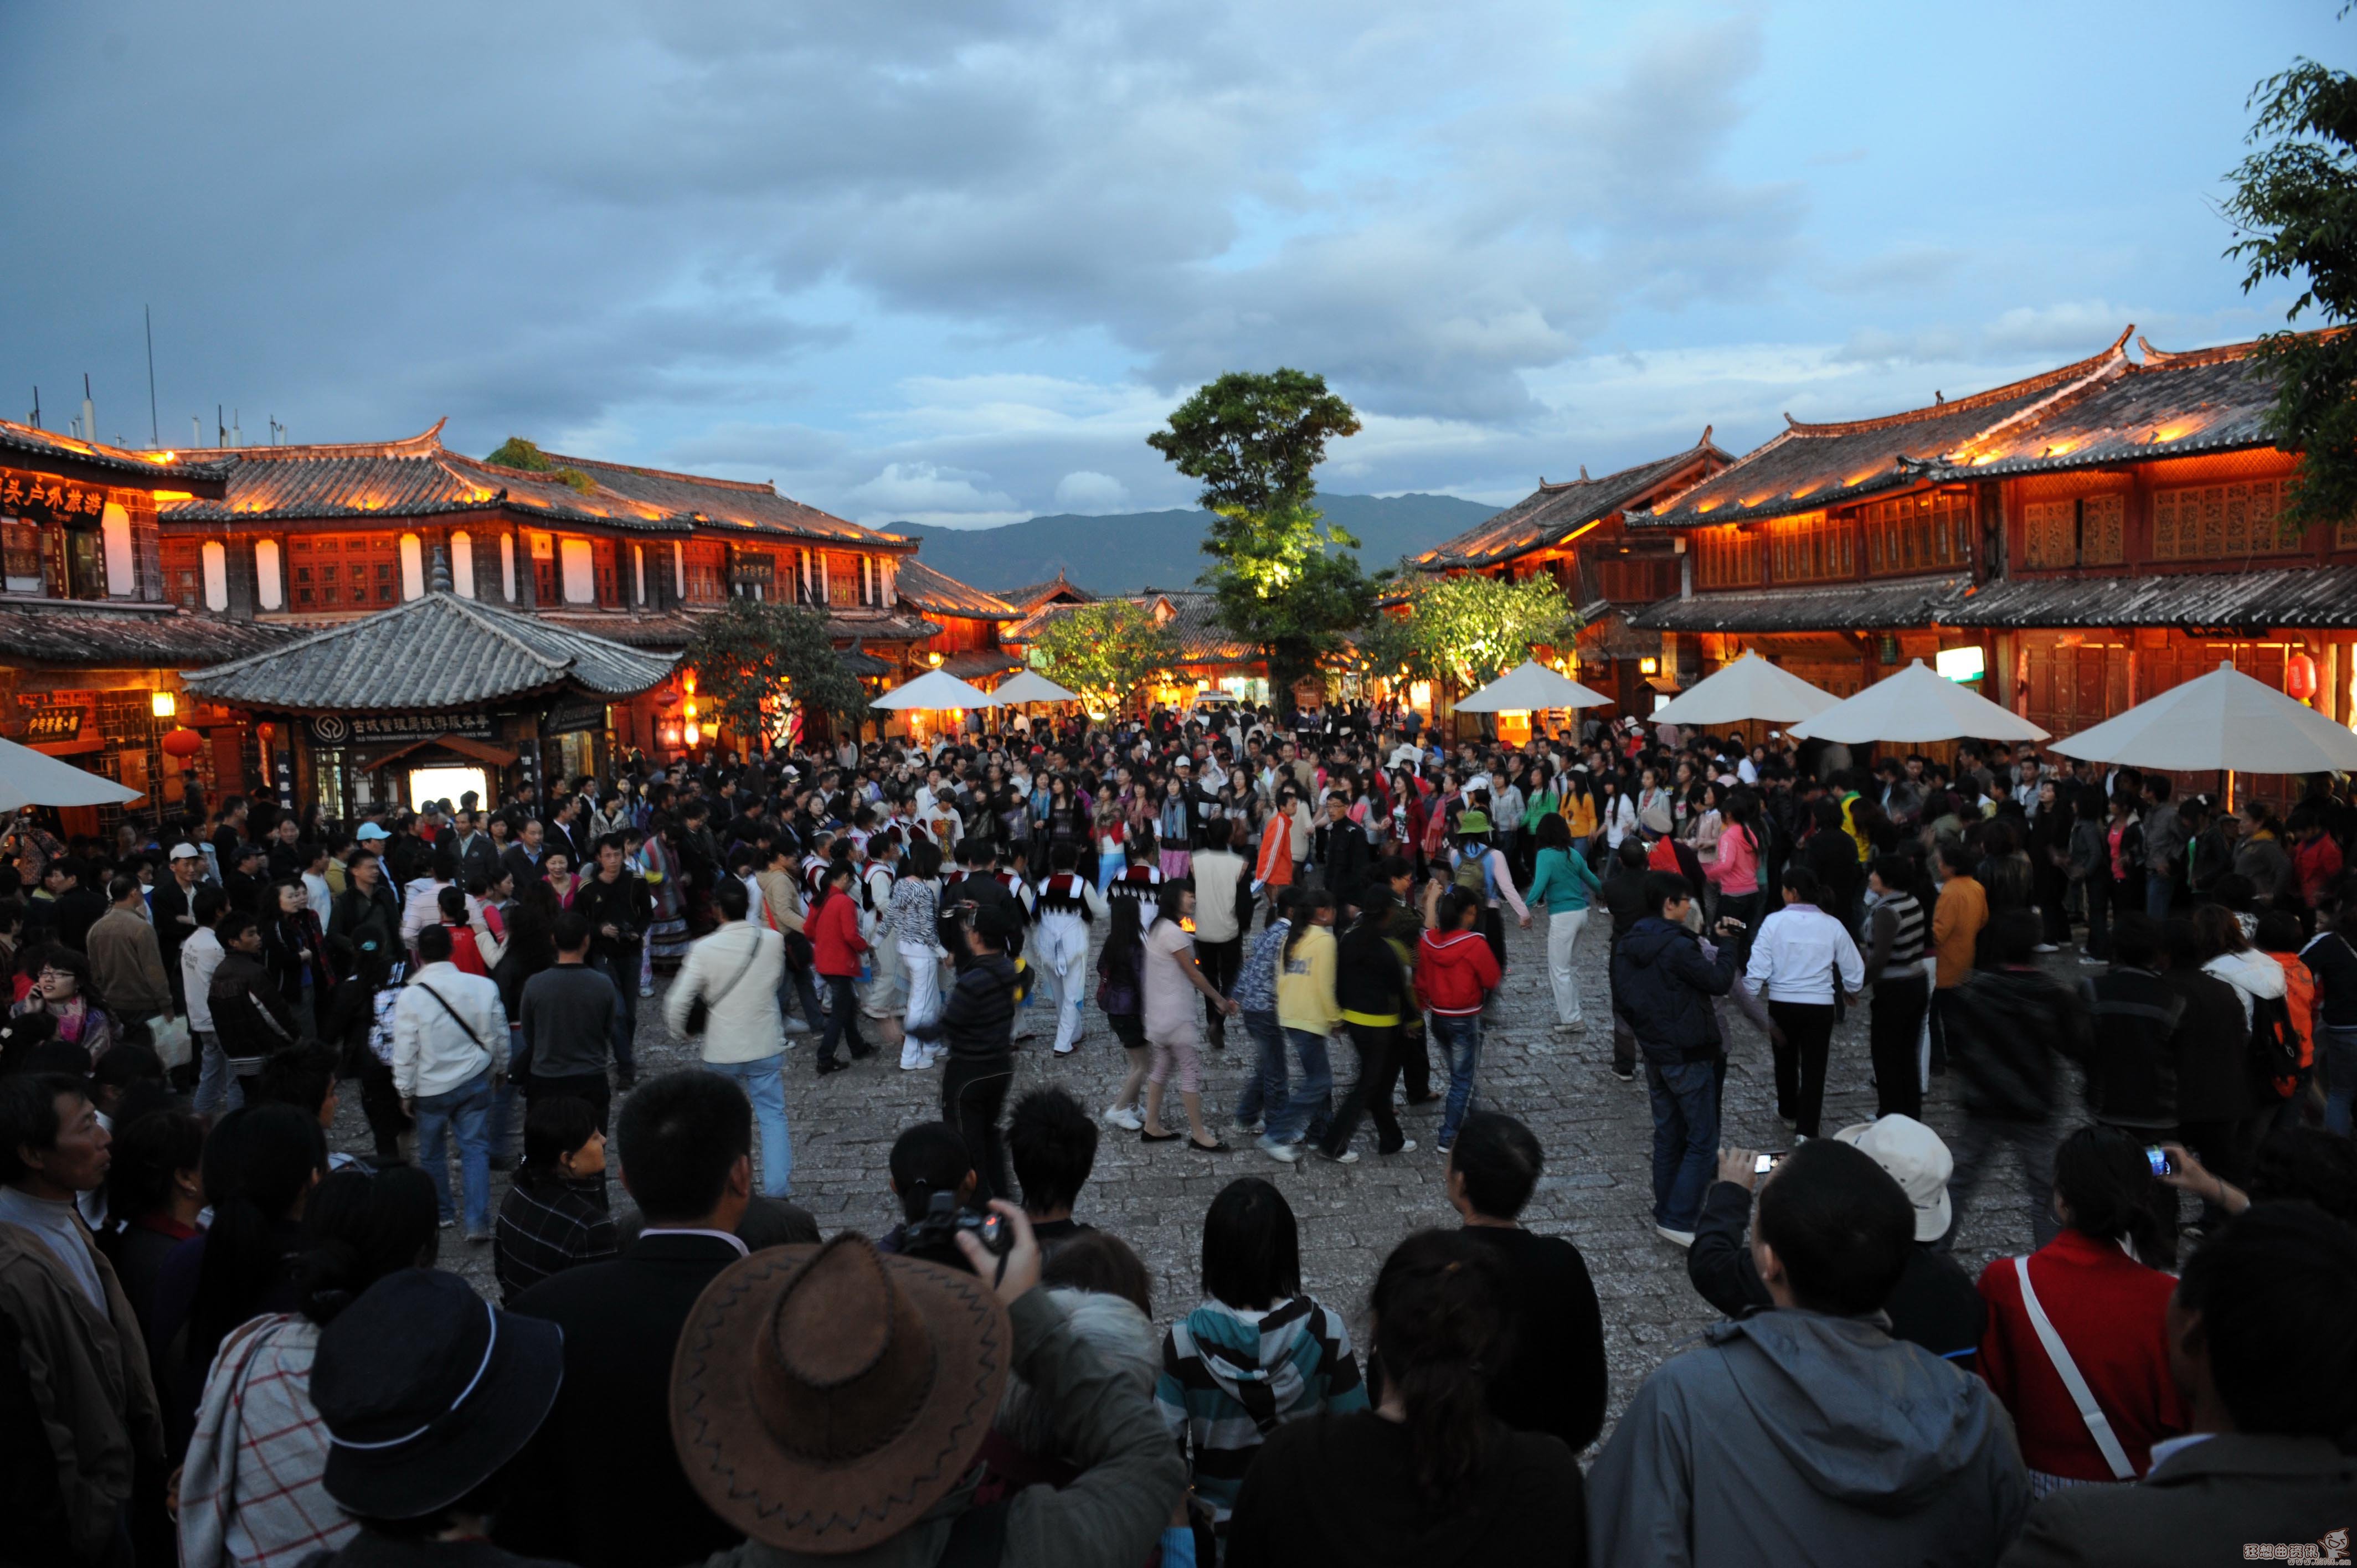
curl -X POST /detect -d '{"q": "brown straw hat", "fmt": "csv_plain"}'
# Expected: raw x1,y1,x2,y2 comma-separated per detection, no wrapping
670,1232,1011,1555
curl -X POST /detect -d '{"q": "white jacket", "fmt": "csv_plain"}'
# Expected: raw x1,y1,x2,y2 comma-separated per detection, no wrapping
663,920,786,1064
181,927,224,1034
1745,904,1867,1005
391,962,508,1100
2202,948,2286,1028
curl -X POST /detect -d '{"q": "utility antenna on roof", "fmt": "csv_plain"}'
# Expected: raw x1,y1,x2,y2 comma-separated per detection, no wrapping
217,404,226,448
28,386,39,429
270,416,285,446
145,305,159,447
191,414,200,445
80,375,94,445
231,409,243,448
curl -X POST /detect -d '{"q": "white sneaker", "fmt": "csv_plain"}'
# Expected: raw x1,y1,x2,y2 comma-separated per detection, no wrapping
1656,1225,1696,1247
1315,1146,1359,1165
1259,1136,1303,1163
1385,1139,1418,1155
1103,1105,1144,1132
2032,942,2061,953
783,1015,811,1034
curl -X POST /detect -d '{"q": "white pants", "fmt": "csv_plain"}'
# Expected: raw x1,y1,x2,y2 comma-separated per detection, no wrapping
1036,913,1092,1054
1546,907,1588,1025
899,941,945,1069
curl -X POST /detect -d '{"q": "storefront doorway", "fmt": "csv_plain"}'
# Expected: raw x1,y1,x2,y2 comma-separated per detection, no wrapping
407,764,490,812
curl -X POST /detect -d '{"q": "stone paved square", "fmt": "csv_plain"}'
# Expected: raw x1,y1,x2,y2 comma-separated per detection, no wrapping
367,910,2039,1447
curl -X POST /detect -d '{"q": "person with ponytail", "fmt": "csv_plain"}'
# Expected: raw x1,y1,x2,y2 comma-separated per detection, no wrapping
1975,1125,2189,1493
144,1106,328,1451
177,1162,437,1568
1224,1229,1585,1567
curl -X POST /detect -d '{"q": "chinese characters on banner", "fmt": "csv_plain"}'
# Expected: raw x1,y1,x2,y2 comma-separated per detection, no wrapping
0,469,109,527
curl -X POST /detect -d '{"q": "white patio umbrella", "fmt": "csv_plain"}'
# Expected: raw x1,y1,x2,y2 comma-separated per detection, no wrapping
1648,652,1840,728
2051,660,2357,777
1454,659,1613,713
1787,659,2050,745
0,735,145,813
991,669,1082,705
871,668,1003,710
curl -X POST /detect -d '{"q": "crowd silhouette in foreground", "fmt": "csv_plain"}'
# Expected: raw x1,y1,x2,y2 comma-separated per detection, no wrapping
2,698,2354,1566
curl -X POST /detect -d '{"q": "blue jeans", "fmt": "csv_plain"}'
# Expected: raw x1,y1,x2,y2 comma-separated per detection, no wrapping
2323,1024,2357,1137
2144,874,2174,920
1264,1027,1335,1146
594,952,639,1073
192,1030,245,1118
485,1024,523,1160
706,1055,793,1197
415,1069,494,1232
1236,1010,1285,1125
1432,1013,1483,1148
1644,1055,1720,1230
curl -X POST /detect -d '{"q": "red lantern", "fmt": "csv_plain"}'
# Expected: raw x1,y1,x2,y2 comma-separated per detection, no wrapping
161,728,203,759
2288,652,2320,704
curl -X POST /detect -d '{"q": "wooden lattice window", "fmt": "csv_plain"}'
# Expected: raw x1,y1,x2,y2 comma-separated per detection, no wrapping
1767,512,1854,584
2023,500,2076,569
2080,494,2124,565
288,533,400,609
1860,490,1972,575
2153,478,2302,560
682,542,728,604
827,551,862,607
1692,525,1763,589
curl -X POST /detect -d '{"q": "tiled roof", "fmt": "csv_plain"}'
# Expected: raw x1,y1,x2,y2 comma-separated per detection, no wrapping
1941,337,2286,479
893,559,1017,620
534,607,943,649
940,649,1023,680
1943,565,2357,631
1641,331,2135,529
536,449,905,548
1416,437,1728,568
0,601,286,666
156,424,907,548
995,572,1096,612
1629,575,1969,633
183,591,677,712
1007,589,1256,665
0,419,228,493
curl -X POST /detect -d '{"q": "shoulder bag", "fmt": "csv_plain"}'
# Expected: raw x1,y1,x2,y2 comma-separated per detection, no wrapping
686,930,761,1036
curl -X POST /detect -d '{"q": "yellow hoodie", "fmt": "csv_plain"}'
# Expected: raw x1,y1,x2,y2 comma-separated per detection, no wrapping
1276,921,1342,1034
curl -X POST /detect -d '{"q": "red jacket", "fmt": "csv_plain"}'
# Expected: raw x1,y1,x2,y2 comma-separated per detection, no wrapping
1417,928,1500,1015
811,890,868,977
1975,1229,2188,1481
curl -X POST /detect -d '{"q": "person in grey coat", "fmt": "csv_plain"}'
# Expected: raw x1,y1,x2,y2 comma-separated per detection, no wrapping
1589,1138,2030,1568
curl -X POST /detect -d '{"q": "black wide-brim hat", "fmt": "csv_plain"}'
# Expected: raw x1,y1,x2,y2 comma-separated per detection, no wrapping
313,1270,566,1521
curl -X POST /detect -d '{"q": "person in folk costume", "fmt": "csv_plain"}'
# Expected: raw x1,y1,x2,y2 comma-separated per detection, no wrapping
1108,833,1168,918
857,830,905,1049
1035,840,1112,1056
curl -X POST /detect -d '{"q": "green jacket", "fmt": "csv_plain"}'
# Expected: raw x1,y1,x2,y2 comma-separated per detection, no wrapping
1526,845,1603,913
700,1287,1183,1568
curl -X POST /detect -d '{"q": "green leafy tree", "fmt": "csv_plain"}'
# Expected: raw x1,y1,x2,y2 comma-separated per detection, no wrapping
1029,599,1180,715
2227,45,2357,529
683,597,870,748
483,436,595,494
1146,369,1370,711
1376,572,1582,691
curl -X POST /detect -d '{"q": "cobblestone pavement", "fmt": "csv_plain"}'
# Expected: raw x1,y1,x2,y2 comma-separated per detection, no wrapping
357,911,2038,1447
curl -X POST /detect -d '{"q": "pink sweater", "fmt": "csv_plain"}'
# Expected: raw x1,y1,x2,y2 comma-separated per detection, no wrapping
1706,824,1759,896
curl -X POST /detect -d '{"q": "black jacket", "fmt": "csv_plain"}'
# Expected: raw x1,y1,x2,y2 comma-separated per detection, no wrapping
1610,916,1736,1062
1601,861,1650,944
1687,1180,1985,1367
209,949,301,1064
47,885,107,952
1335,917,1408,1021
1941,966,2088,1121
2077,967,2184,1129
1460,1225,1608,1457
926,951,1018,1061
2164,968,2254,1122
570,871,652,961
330,881,402,983
1313,817,1373,905
500,1234,748,1568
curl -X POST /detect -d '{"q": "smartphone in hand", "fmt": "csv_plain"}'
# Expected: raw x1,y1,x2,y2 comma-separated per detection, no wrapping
2144,1145,2178,1178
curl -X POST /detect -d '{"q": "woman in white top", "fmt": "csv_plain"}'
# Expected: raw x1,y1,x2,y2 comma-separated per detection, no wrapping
2195,902,2285,1025
1599,775,1639,850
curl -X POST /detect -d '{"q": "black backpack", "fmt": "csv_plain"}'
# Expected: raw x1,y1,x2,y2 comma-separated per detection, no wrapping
2247,991,2300,1097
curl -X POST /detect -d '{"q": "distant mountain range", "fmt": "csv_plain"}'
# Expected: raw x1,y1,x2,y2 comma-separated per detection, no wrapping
898,492,1501,598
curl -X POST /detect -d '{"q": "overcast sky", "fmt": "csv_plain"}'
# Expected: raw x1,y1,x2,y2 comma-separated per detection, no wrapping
1,2,2341,528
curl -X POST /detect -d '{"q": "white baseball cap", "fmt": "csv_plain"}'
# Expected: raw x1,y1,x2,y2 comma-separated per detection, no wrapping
1832,1115,1953,1243
168,842,202,860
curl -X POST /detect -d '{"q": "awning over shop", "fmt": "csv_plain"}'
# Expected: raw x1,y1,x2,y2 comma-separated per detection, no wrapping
360,734,523,772
1943,565,2357,632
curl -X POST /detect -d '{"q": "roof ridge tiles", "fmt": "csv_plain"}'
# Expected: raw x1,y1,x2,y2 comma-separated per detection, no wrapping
1780,328,2135,437
151,419,452,462
536,451,779,494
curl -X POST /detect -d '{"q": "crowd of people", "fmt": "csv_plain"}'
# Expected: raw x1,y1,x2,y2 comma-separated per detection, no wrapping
1,695,2354,1567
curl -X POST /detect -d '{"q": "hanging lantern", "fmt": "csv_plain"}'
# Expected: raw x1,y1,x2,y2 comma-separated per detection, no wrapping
161,728,203,759
2287,651,2320,704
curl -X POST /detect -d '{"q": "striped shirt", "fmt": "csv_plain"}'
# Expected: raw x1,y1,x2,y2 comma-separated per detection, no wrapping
1155,1294,1367,1525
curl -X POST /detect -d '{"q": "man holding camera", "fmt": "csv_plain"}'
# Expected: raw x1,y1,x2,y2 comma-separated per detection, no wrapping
1610,870,1743,1248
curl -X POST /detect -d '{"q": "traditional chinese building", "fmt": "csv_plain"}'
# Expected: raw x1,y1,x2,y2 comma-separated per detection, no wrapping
895,560,1021,689
1413,432,1729,714
1000,587,1270,710
145,422,1012,773
181,553,677,817
0,420,289,830
1624,328,2354,792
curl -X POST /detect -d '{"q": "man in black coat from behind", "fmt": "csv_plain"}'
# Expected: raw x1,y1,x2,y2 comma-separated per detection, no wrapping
498,1070,755,1568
